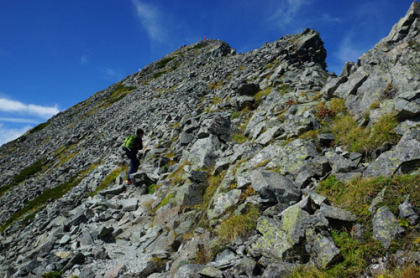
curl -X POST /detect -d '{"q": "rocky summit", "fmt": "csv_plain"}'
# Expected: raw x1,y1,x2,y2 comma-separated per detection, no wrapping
1,2,419,278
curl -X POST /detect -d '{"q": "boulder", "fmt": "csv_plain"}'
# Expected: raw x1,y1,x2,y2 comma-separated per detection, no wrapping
250,170,301,204
372,206,405,249
319,204,356,223
305,228,341,269
255,126,282,145
251,216,293,260
207,189,242,219
364,128,420,177
188,135,220,168
325,151,354,173
236,82,260,96
208,115,231,142
399,195,419,225
176,182,204,207
121,198,138,212
267,139,319,177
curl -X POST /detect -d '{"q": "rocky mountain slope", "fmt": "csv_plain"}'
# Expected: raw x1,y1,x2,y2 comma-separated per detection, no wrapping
0,2,419,277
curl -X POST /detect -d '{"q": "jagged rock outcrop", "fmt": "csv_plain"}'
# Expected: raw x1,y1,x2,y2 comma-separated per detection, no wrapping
0,2,419,278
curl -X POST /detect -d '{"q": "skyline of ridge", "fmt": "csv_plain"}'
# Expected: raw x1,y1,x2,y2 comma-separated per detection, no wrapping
0,0,415,146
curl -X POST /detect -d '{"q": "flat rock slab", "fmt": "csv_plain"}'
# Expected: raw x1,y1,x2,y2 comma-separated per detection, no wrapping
98,185,126,196
121,198,138,212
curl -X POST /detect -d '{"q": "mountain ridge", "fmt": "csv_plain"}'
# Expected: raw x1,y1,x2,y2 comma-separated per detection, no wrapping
0,2,419,277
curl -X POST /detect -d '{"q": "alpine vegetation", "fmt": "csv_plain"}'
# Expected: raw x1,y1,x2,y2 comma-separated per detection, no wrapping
0,2,419,277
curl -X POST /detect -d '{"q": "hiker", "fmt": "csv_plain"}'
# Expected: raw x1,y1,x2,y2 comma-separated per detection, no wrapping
122,128,144,185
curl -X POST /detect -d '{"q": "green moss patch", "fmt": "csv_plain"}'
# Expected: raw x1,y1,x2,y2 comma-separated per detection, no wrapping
86,84,136,116
311,174,420,277
0,157,46,198
89,165,128,196
0,164,98,232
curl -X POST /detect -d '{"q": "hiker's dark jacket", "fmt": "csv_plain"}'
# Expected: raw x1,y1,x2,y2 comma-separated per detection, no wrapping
131,136,143,154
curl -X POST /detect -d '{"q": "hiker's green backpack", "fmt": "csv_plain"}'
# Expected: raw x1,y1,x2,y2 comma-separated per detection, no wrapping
122,135,137,150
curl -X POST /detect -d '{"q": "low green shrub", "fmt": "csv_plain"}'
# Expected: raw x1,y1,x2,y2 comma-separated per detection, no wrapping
327,230,385,277
156,56,175,69
147,183,158,194
380,265,420,278
231,111,241,119
329,98,347,114
317,174,419,221
254,87,271,104
29,121,50,134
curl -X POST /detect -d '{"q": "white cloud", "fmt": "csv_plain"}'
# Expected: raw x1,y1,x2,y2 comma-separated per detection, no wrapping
269,0,311,25
132,0,167,43
0,123,32,146
0,117,39,124
337,35,366,64
0,97,59,119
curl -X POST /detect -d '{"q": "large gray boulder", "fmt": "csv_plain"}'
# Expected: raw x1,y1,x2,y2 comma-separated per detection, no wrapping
372,206,405,249
305,228,341,269
364,128,420,177
207,189,242,219
250,170,301,204
250,216,294,260
267,139,319,178
187,135,220,168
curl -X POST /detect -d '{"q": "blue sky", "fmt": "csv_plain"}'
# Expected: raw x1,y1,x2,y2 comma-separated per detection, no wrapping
0,0,414,146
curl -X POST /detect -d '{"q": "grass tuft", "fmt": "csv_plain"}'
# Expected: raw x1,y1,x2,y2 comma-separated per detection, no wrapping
331,113,400,155
215,205,260,242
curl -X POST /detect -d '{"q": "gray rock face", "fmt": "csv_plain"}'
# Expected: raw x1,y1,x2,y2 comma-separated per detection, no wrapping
372,206,405,249
207,189,242,219
365,128,420,177
330,1,420,122
250,170,301,204
399,195,419,225
188,135,220,168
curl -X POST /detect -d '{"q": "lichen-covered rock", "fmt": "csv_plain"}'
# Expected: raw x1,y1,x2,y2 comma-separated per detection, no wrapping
207,189,242,219
325,151,354,173
364,128,420,177
267,139,319,177
250,170,301,204
305,228,341,269
398,195,419,225
372,206,405,249
251,216,293,260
